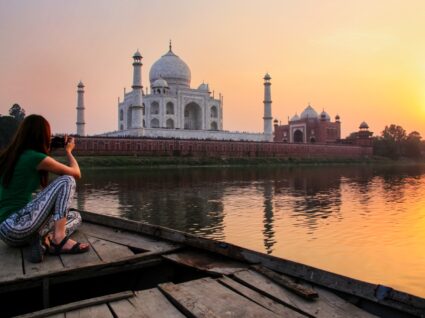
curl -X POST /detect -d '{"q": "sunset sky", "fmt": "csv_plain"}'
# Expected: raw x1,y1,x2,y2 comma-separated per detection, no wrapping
1,0,424,137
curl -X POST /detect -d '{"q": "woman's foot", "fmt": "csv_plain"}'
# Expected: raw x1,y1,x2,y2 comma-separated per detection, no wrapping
49,235,90,255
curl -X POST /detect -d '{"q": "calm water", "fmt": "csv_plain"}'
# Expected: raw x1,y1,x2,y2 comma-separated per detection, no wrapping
74,165,425,297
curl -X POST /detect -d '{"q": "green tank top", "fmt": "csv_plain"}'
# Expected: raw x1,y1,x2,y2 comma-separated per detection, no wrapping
0,150,47,223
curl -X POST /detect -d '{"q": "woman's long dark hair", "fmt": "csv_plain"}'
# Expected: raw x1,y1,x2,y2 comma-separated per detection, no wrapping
0,114,51,188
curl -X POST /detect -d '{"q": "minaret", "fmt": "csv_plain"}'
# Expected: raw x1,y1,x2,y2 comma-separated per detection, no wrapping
131,50,143,129
76,81,85,136
263,73,273,141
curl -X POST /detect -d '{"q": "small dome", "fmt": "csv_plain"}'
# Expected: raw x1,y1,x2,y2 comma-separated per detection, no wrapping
273,119,278,123
264,73,271,80
149,45,191,88
198,83,209,91
300,105,318,119
320,110,331,121
290,113,300,121
335,114,340,121
77,81,84,88
359,121,369,129
152,77,169,88
133,50,142,58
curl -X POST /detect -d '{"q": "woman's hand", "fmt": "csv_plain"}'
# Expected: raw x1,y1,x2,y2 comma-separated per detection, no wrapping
65,137,75,153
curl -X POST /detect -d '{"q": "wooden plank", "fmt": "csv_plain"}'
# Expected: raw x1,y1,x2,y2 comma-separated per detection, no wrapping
80,222,180,253
251,265,318,300
0,240,24,282
159,277,280,317
66,303,113,318
16,291,133,318
233,270,375,318
110,288,185,318
218,276,305,318
45,314,64,318
79,210,425,317
162,250,247,275
87,236,134,262
23,250,64,276
59,230,102,268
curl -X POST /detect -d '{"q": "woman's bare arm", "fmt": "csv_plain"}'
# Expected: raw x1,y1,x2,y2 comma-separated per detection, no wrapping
37,137,81,179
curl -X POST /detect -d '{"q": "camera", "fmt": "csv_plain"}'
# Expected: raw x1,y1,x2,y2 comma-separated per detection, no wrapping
50,136,66,149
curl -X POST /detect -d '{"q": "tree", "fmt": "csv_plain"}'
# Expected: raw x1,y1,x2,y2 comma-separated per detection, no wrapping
0,116,19,149
405,131,422,158
9,103,25,122
382,124,406,142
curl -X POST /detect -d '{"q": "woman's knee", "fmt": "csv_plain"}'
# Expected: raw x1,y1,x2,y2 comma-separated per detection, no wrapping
57,175,76,186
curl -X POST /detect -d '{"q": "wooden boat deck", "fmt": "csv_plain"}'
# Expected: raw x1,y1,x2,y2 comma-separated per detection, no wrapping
0,212,423,317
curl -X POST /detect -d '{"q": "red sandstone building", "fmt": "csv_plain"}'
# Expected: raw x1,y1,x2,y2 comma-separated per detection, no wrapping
273,104,341,143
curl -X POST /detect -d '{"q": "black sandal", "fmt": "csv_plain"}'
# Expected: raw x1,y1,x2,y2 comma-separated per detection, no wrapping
48,235,90,255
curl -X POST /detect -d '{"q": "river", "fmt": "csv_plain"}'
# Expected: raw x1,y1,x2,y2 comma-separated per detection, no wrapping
74,164,425,298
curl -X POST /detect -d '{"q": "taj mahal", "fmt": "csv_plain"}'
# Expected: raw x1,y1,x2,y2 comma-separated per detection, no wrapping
76,42,273,142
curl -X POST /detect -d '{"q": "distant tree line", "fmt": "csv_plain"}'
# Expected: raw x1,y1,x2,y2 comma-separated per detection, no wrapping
373,124,424,159
0,104,26,149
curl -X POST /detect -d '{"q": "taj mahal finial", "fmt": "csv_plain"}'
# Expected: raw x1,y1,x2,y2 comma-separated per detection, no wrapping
169,39,172,52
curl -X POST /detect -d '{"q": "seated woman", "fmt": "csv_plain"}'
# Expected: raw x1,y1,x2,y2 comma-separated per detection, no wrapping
0,114,89,263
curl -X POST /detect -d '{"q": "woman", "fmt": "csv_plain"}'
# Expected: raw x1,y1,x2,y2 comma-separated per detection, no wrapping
0,114,89,263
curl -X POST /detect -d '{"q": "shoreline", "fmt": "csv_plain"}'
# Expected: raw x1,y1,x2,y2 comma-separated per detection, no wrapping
53,155,425,169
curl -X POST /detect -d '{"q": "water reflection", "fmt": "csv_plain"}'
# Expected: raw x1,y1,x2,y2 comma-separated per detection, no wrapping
75,164,425,297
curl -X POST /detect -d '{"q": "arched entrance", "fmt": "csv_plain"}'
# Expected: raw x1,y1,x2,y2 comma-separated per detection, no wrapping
166,118,174,129
151,118,159,128
127,108,132,129
210,121,218,130
184,102,202,130
293,130,303,143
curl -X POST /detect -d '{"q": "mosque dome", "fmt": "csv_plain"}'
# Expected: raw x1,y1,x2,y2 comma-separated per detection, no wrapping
290,113,300,121
152,77,169,88
335,114,340,121
320,110,330,121
198,83,209,91
359,121,369,129
300,105,318,119
149,45,191,88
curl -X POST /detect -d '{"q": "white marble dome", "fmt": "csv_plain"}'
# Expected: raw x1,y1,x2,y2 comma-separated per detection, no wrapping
300,105,318,119
152,77,169,88
149,48,191,88
290,113,300,121
198,83,209,91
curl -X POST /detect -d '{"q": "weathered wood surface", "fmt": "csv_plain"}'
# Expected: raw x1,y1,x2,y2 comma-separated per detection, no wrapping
81,222,180,253
159,277,280,317
16,291,133,318
251,264,318,300
87,236,134,262
66,303,113,318
110,288,185,318
162,250,247,275
0,240,23,282
233,270,377,318
23,249,64,276
218,276,305,318
79,210,425,316
59,230,102,268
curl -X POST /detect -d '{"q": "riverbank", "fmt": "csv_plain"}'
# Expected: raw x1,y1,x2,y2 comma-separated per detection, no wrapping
52,154,425,169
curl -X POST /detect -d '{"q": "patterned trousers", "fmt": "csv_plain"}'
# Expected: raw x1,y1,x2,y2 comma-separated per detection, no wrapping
0,175,81,247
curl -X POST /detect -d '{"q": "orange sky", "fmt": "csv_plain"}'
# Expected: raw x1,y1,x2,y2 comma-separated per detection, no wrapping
0,0,424,137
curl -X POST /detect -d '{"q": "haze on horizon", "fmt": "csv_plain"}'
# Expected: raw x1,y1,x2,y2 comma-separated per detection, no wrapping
0,0,424,138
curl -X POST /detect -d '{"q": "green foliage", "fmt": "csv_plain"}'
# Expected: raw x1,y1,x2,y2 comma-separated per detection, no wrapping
0,116,19,149
9,104,25,122
373,124,423,159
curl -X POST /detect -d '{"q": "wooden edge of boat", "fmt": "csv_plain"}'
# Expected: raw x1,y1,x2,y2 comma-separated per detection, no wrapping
77,209,425,317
